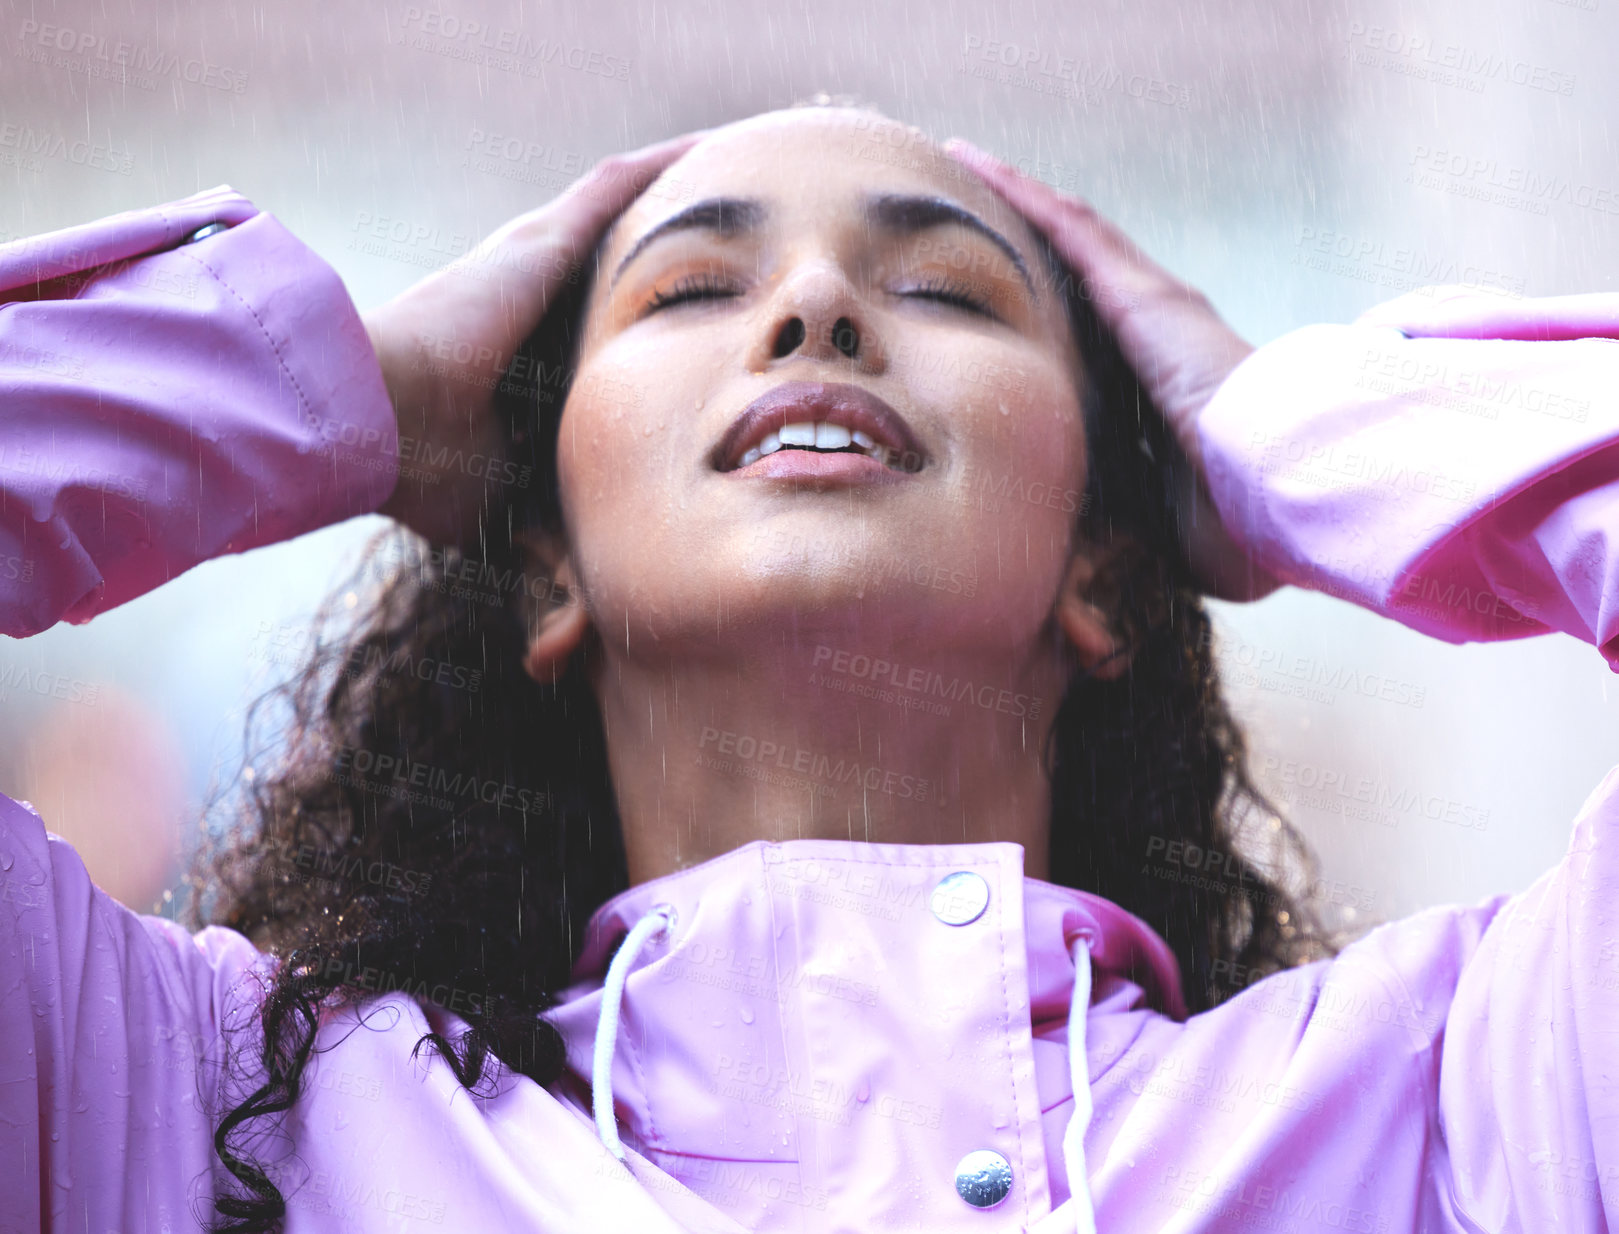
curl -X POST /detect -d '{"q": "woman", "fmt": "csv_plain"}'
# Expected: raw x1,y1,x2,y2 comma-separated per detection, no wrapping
2,107,1616,1234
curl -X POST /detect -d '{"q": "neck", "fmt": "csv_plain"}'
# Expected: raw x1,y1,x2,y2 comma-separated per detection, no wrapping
592,631,1070,887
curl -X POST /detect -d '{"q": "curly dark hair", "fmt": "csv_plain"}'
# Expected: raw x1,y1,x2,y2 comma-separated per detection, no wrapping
187,189,1334,1230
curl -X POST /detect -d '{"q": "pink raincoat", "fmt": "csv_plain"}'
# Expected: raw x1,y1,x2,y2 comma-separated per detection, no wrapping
2,188,1617,1233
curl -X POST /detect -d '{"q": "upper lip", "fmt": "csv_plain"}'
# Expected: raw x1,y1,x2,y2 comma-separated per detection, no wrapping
711,381,925,473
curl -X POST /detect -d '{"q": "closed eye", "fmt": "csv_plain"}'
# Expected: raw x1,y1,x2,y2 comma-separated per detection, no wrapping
899,276,995,318
646,273,744,312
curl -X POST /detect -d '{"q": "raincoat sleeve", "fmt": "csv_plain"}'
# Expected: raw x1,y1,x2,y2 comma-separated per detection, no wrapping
0,791,269,1232
0,184,399,639
1196,285,1619,671
0,189,394,1228
1154,286,1619,1232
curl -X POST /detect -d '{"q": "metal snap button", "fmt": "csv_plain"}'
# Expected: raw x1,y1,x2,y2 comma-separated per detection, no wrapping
931,870,990,926
184,222,230,245
954,1149,1013,1208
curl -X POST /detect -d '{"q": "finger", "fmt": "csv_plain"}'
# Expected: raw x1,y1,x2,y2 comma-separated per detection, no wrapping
550,130,710,233
942,137,1195,330
477,130,705,269
436,131,707,353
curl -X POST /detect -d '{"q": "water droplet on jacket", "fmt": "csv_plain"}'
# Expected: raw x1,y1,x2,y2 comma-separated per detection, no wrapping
855,1079,870,1102
739,1007,754,1024
0,851,12,871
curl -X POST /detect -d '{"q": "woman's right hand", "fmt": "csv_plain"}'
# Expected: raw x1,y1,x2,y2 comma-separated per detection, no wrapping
365,133,702,549
943,138,1284,603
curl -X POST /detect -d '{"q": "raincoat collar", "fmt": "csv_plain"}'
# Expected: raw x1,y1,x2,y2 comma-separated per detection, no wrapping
546,839,1184,1231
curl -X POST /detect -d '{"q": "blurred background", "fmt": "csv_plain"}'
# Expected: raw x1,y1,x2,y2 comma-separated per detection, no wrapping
1,0,1614,934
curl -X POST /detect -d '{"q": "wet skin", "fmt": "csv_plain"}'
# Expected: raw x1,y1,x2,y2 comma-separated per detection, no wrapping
523,110,1128,885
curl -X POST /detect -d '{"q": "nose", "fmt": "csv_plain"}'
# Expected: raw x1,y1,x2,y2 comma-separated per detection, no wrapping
770,316,859,360
749,259,885,375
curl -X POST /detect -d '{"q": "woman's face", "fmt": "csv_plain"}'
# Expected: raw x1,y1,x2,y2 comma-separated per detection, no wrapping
557,109,1092,661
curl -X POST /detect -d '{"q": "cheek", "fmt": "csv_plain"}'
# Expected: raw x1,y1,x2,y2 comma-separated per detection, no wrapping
913,353,1087,528
553,347,705,569
561,319,742,491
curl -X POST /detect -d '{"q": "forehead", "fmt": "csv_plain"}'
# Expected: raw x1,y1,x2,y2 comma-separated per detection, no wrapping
607,110,1047,263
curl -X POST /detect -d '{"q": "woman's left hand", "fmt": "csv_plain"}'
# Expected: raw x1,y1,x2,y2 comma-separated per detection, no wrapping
943,138,1284,603
365,132,702,549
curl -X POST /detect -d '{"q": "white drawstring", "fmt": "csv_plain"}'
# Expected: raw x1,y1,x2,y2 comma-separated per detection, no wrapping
1063,932,1099,1234
592,904,676,1161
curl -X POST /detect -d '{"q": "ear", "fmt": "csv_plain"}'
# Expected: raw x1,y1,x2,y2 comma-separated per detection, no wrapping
1053,543,1133,681
512,526,592,686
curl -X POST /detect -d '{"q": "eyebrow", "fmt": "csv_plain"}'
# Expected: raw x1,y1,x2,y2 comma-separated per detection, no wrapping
868,193,1035,297
609,192,1035,297
610,197,765,288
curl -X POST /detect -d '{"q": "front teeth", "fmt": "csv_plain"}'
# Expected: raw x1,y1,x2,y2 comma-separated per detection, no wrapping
739,421,898,468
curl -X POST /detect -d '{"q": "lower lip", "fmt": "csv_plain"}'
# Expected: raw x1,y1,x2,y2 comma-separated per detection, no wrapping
727,450,912,484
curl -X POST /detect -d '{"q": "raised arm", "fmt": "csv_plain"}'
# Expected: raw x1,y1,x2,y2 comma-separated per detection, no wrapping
0,134,702,640
946,140,1619,670
1195,287,1619,670
0,186,400,637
